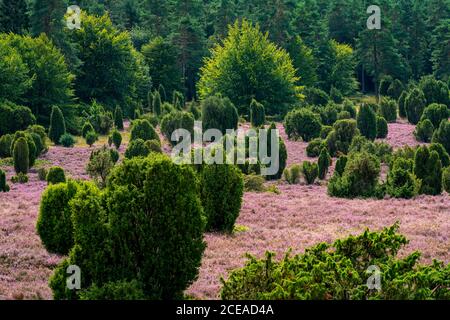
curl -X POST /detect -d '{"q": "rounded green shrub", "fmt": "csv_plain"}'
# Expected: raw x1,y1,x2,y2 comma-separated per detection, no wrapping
432,120,450,154
250,99,265,127
443,167,450,193
386,158,420,199
130,119,159,143
11,173,28,184
200,163,244,233
46,166,66,185
284,108,321,142
328,152,381,198
420,103,449,129
111,130,122,149
243,174,266,192
376,116,388,139
326,119,359,156
201,96,238,135
0,134,13,158
85,131,98,147
13,137,29,174
11,105,36,132
414,119,434,143
405,88,426,125
59,133,75,148
306,138,325,157
79,280,146,300
161,111,195,145
141,113,159,128
86,146,115,187
304,87,329,106
30,132,45,157
302,161,318,185
0,169,10,192
49,106,66,144
380,98,398,123
283,164,301,184
82,122,95,138
429,143,450,168
11,131,37,167
419,76,450,106
318,103,340,126
125,139,150,159
318,148,331,180
357,104,377,141
38,168,48,181
37,180,79,254
342,99,356,118
114,106,124,130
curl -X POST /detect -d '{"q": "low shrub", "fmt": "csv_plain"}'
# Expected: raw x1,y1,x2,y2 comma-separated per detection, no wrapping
429,143,450,168
82,122,95,138
86,146,115,188
328,152,380,198
320,126,333,139
318,103,340,126
201,96,238,135
220,224,450,300
284,108,322,142
11,172,28,184
125,139,150,159
79,280,146,300
85,131,98,147
283,164,301,184
302,161,318,185
306,138,325,157
59,133,75,148
304,87,329,106
243,174,266,192
414,119,434,143
414,146,442,195
0,169,10,192
46,167,66,185
330,87,343,104
130,119,159,143
342,99,356,118
144,139,162,154
161,111,195,145
38,168,48,181
250,99,265,127
110,130,122,149
405,88,426,125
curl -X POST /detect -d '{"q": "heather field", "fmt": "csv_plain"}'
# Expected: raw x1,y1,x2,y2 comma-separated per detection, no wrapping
0,122,448,300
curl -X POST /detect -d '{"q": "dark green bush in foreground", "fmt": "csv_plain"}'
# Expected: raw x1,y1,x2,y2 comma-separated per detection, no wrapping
221,224,450,300
46,166,66,185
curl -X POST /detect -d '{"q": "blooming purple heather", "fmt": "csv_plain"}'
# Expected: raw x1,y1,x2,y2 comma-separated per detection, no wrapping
0,122,449,300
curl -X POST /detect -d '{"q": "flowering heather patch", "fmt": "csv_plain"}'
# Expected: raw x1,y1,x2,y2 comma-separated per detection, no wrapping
0,121,448,300
383,121,424,149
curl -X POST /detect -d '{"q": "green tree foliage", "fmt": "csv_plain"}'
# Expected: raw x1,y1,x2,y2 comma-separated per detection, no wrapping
152,90,162,116
113,106,124,131
387,79,404,100
0,134,13,158
220,224,450,300
0,0,29,34
421,103,449,129
201,96,238,135
398,91,408,118
357,104,377,141
1,34,74,125
328,152,380,198
419,76,450,106
284,109,321,142
326,119,359,156
48,106,66,144
198,20,301,115
125,139,150,159
71,14,150,116
405,88,427,125
49,154,206,300
250,99,265,127
318,148,331,180
429,143,450,168
200,163,244,233
37,180,80,255
130,119,159,142
0,101,36,135
306,138,325,157
414,146,443,195
376,116,388,139
379,98,398,123
386,158,420,199
141,37,181,97
46,166,66,185
414,119,434,143
160,111,195,146
334,155,348,177
431,19,450,80
13,137,29,174
288,36,318,88
432,120,450,154
111,130,122,150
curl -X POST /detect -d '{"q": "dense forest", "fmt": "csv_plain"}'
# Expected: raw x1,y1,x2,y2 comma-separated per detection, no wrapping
0,0,449,123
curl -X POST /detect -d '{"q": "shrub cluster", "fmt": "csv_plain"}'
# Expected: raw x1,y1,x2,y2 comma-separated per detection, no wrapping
201,96,239,135
302,161,318,185
284,108,321,142
160,111,195,145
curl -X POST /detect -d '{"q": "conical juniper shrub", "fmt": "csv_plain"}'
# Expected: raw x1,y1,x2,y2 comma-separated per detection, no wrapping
0,169,9,192
48,106,66,144
326,119,359,156
152,91,162,116
302,161,318,184
50,154,206,300
386,158,421,199
11,131,37,167
429,143,450,168
114,106,124,130
250,99,265,127
432,120,450,154
420,103,448,128
334,155,348,177
13,137,29,175
443,167,450,193
397,91,408,118
200,161,244,233
413,146,443,195
318,148,331,180
357,104,377,141
160,111,195,146
379,98,398,123
405,88,426,125
414,119,434,143
376,116,388,139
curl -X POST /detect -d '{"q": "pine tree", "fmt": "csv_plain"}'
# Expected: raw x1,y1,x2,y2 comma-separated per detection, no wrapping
0,0,29,34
